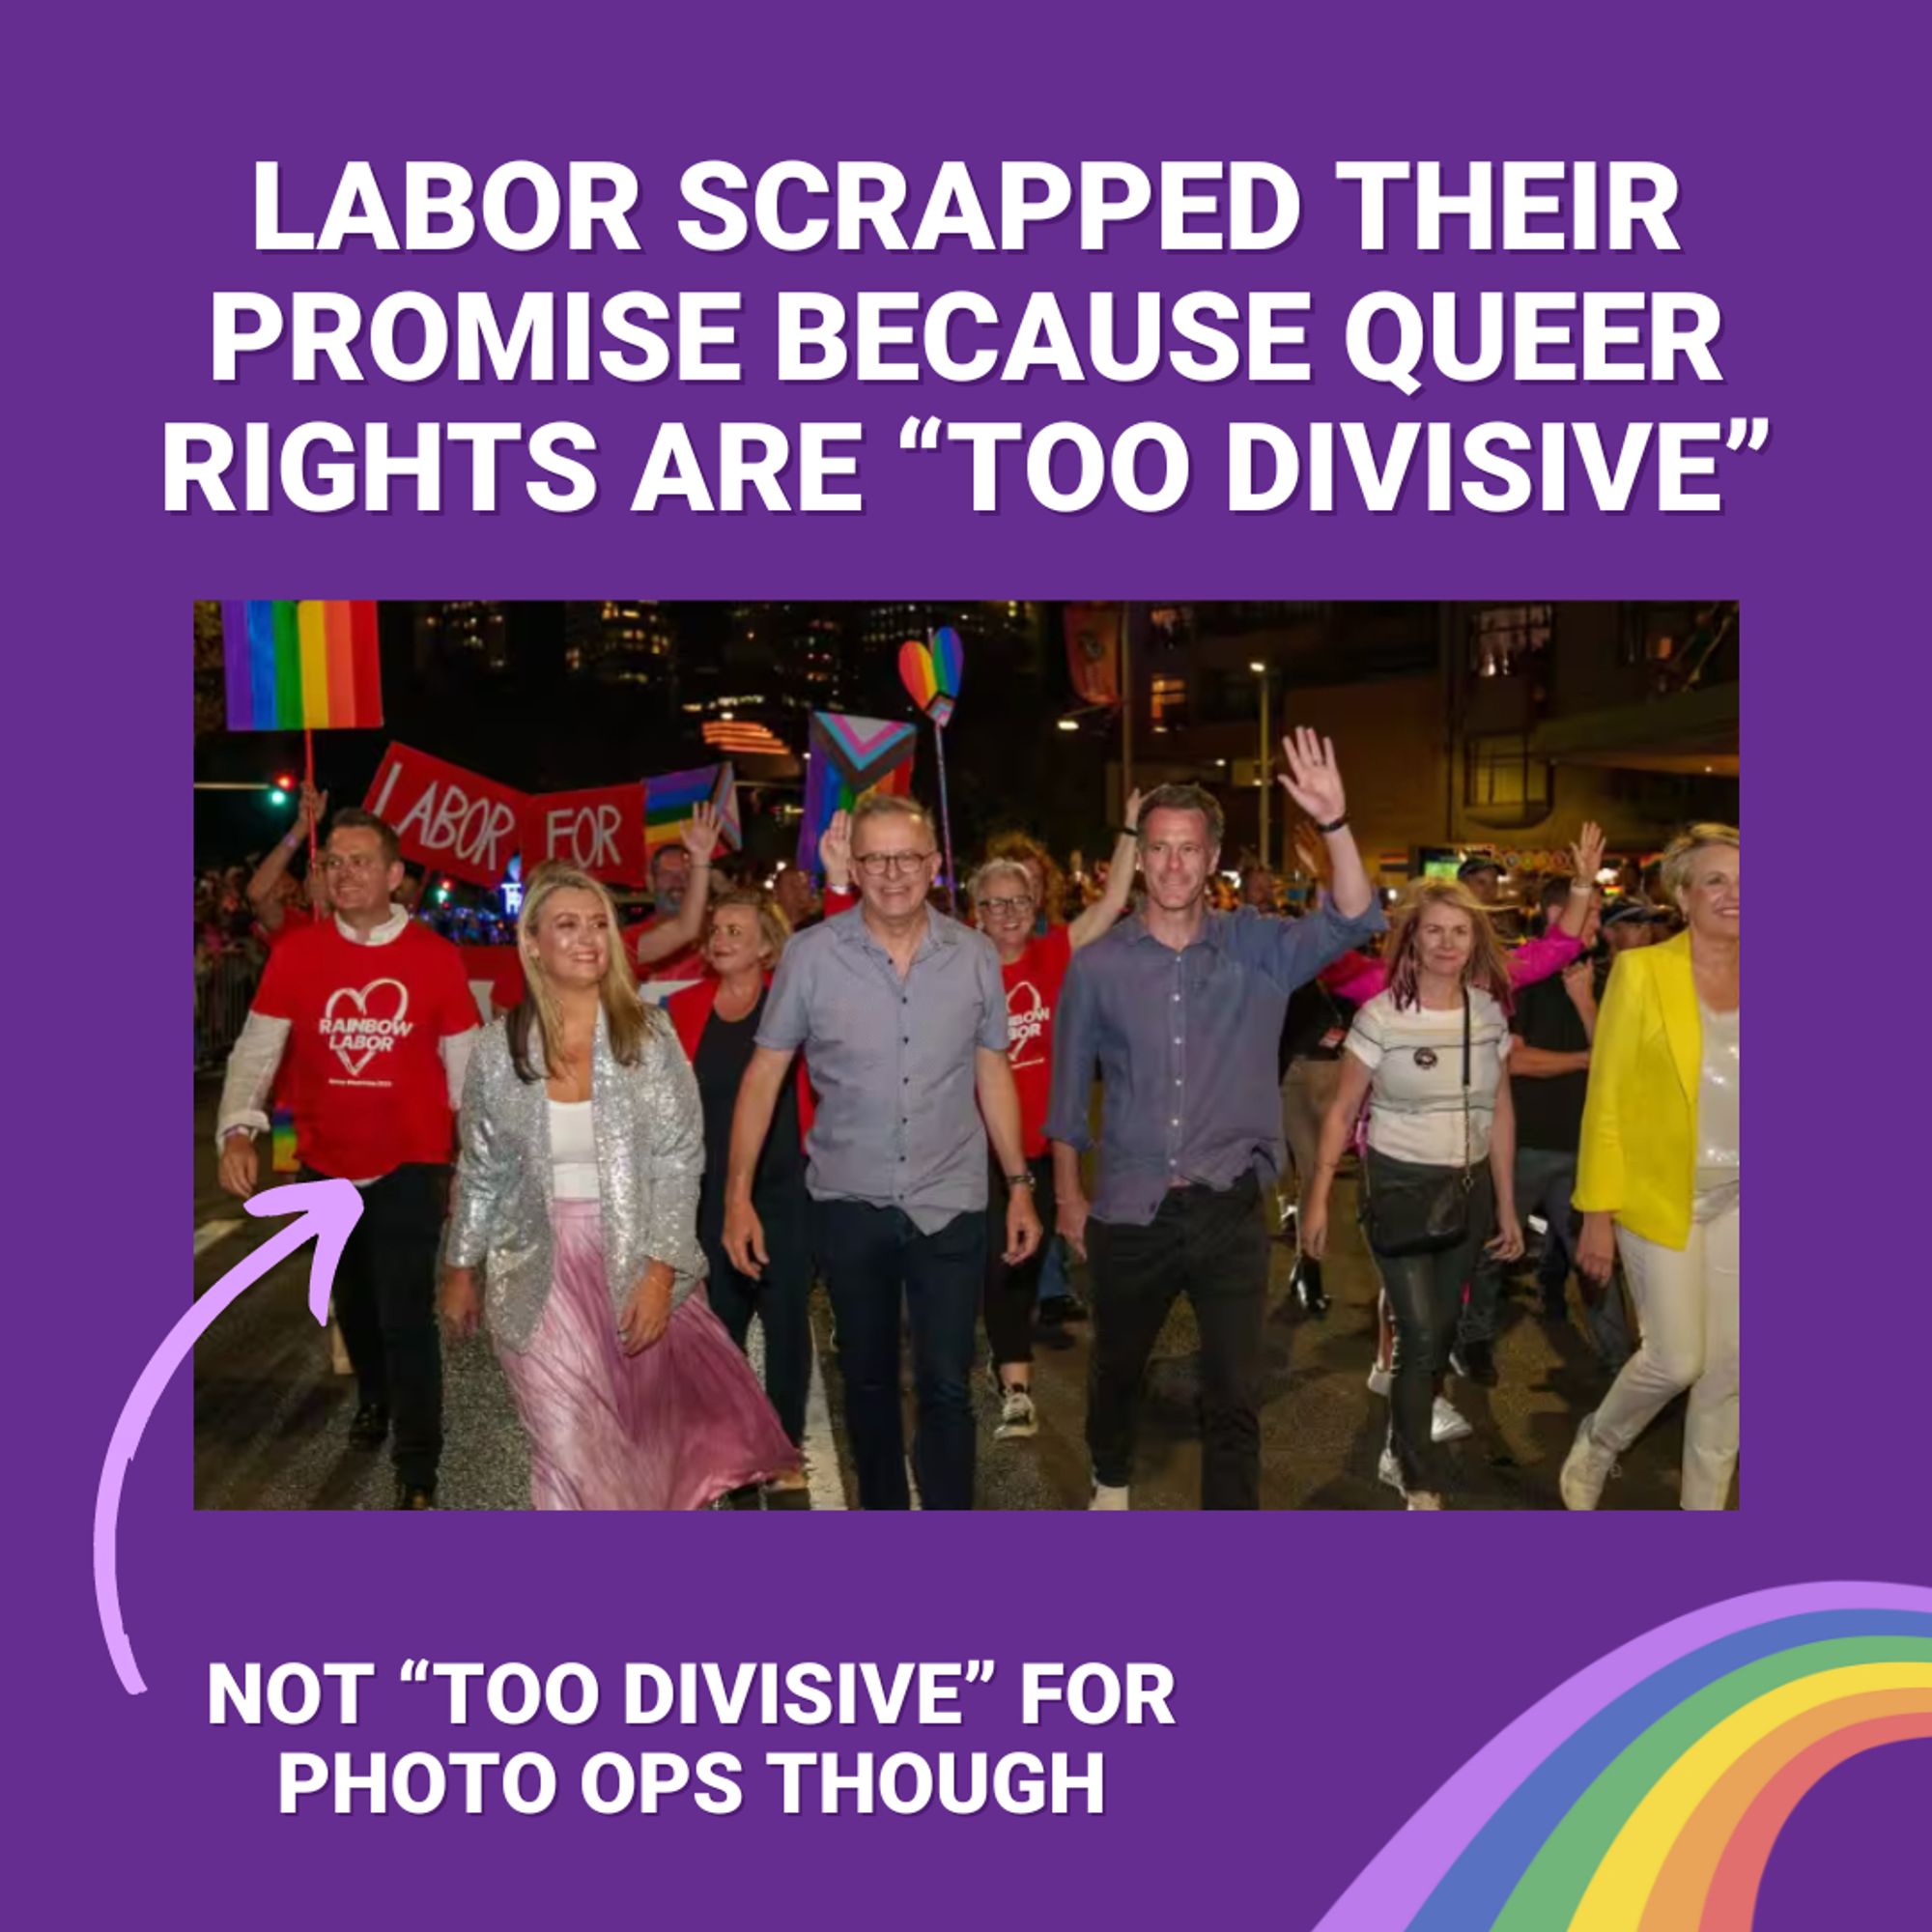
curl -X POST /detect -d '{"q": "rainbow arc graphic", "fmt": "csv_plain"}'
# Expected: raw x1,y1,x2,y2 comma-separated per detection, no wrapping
1317,1582,1932,1930
220,600,383,730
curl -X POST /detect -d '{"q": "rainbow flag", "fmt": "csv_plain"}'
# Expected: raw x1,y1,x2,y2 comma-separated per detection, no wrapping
270,1104,299,1175
644,763,741,855
220,600,384,731
796,712,917,872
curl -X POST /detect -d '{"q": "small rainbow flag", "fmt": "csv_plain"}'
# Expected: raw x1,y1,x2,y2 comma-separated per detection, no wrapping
220,601,384,731
270,1104,299,1175
644,763,741,855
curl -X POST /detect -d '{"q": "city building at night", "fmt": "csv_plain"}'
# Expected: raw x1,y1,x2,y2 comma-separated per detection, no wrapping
1103,601,1738,878
562,599,678,689
412,600,509,674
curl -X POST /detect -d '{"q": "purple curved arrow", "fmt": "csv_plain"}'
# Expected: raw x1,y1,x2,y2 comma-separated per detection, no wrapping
96,1179,363,1693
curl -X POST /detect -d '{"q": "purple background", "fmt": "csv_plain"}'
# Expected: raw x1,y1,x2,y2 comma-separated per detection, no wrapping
15,4,1924,1923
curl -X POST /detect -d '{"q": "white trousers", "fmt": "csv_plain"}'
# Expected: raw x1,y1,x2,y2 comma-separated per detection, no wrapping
1594,1202,1739,1510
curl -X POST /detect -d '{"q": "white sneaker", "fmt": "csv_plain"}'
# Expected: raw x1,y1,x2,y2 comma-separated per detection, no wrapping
996,1389,1037,1439
1089,1482,1130,1511
1432,1396,1472,1443
1366,1360,1393,1399
1406,1492,1445,1511
1560,1412,1619,1511
1377,1447,1406,1495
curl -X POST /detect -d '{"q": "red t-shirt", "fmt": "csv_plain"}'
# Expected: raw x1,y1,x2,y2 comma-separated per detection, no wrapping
1001,924,1073,1157
252,921,477,1179
624,915,705,984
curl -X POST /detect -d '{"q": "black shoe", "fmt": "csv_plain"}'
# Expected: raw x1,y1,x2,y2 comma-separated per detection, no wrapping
349,1403,389,1448
392,1480,437,1510
1293,1260,1330,1318
1451,1340,1499,1387
1038,1294,1089,1324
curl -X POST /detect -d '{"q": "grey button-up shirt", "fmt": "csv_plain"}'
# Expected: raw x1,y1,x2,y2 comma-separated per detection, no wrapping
758,904,1009,1232
1046,899,1386,1226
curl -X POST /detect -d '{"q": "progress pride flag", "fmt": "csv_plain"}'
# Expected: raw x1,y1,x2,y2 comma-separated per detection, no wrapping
363,742,526,887
520,782,647,885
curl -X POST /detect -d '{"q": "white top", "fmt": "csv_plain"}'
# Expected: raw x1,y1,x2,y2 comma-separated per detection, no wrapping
548,1099,600,1200
1694,1001,1739,1213
1346,988,1513,1167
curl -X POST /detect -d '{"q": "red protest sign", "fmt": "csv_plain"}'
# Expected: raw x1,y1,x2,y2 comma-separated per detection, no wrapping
362,742,526,887
520,782,648,885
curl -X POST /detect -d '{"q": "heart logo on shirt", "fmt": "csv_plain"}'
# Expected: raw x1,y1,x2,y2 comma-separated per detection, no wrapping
1008,979,1048,1065
323,978,411,1076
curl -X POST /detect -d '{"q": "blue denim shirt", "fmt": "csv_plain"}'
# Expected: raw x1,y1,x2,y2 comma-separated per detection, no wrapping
758,905,1009,1232
1046,900,1386,1226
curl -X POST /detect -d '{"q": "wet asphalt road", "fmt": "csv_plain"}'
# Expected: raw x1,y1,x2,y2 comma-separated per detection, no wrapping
192,1081,1701,1512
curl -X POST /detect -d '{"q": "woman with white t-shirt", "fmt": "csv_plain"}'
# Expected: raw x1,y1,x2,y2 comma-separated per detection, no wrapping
439,862,795,1510
1302,881,1524,1508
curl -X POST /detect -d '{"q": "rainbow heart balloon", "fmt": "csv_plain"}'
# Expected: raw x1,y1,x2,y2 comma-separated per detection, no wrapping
898,625,964,726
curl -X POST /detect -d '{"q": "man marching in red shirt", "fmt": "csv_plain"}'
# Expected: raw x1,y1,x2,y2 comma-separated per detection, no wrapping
216,809,481,1509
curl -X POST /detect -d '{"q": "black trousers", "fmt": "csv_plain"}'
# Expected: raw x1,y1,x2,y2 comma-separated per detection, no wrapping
1363,1151,1493,1496
699,1177,813,1448
814,1200,986,1511
1086,1173,1268,1509
312,1163,446,1490
983,1154,1056,1371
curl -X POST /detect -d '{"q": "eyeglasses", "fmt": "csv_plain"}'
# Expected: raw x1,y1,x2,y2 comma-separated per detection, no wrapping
975,896,1034,917
855,851,935,877
322,852,386,874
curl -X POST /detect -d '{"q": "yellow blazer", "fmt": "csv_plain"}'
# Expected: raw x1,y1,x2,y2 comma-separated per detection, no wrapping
1574,931,1710,1250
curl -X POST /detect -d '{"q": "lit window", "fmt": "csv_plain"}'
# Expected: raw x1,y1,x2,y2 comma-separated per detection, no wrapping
1468,605,1552,678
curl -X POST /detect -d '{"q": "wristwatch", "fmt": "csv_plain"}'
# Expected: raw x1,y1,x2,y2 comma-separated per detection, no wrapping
1007,1171,1037,1189
1314,814,1348,835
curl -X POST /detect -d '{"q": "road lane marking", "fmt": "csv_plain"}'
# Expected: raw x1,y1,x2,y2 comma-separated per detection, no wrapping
193,1220,243,1257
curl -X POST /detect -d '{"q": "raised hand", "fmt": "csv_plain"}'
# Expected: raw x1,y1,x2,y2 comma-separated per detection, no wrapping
1278,727,1347,827
298,781,328,836
818,808,853,887
1570,820,1605,885
1122,787,1145,833
680,800,724,864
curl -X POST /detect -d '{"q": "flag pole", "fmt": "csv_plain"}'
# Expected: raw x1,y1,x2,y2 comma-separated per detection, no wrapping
929,631,959,914
303,726,318,879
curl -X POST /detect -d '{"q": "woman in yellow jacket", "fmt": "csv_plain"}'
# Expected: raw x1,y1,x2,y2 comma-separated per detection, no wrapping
1562,826,1740,1510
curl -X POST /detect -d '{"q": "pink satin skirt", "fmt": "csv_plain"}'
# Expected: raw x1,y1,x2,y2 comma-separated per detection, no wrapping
497,1199,798,1510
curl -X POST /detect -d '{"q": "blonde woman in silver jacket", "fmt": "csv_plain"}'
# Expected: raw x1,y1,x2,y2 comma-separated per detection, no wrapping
440,861,795,1510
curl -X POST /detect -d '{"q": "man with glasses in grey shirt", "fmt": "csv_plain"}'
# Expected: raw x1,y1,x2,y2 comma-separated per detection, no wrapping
724,792,1041,1509
1048,732,1384,1510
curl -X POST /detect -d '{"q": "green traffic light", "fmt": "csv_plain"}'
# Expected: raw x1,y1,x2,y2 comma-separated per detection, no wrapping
269,787,289,806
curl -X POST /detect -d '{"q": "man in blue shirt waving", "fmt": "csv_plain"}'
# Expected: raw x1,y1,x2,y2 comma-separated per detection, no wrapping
1047,731,1385,1510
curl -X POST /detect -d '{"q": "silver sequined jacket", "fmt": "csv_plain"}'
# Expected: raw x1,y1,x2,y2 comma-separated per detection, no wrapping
444,1009,707,1353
